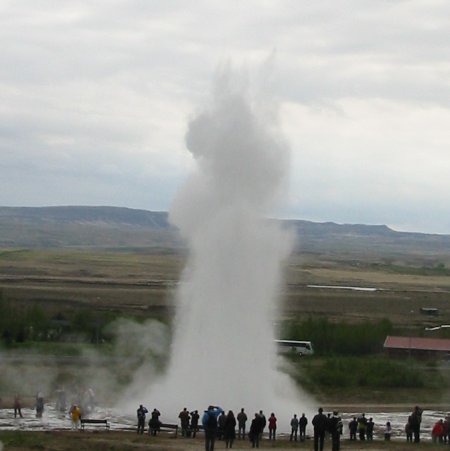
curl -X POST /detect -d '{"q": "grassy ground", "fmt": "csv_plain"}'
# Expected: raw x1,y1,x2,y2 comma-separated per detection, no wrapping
1,248,450,325
0,430,441,451
1,248,450,405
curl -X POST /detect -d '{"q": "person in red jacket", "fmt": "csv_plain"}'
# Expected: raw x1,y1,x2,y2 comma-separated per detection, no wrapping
432,419,444,443
268,413,277,440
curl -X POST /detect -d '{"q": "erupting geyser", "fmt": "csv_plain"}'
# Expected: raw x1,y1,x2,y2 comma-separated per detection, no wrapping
127,66,313,424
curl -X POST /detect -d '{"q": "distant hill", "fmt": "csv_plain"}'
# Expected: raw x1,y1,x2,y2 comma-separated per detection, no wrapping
0,206,179,249
1,206,449,260
284,219,450,261
0,206,169,227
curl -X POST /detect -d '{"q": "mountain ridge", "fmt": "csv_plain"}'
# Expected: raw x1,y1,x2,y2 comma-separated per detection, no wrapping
0,206,449,258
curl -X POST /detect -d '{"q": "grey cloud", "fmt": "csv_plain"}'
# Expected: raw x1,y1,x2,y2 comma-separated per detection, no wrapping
1,1,449,233
276,61,450,107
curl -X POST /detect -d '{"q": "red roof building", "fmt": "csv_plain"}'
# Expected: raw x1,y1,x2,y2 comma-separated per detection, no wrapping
384,335,450,358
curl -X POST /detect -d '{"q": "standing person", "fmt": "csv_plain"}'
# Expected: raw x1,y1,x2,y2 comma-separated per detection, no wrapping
432,419,444,443
258,410,266,440
217,410,227,440
35,392,44,418
410,406,422,443
348,417,358,440
69,404,81,430
136,404,148,434
327,413,332,441
384,421,392,441
190,410,200,438
179,407,190,437
299,413,308,441
237,407,247,439
405,416,413,442
328,411,343,451
224,410,236,449
443,415,450,444
249,413,262,448
202,405,223,451
290,414,299,441
366,417,374,441
14,394,23,418
312,407,328,451
357,413,367,440
268,412,277,440
85,387,95,413
148,408,161,436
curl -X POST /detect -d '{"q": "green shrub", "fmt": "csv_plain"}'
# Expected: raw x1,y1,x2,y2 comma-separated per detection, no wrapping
303,356,425,388
0,289,122,346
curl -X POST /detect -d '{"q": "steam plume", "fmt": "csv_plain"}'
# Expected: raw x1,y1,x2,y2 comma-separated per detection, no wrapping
132,65,313,423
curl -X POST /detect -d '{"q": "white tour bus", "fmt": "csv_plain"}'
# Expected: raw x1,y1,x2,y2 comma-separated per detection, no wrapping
275,339,314,356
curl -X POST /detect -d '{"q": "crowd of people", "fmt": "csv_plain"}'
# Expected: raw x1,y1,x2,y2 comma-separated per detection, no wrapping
309,405,450,450
135,403,450,449
136,405,274,449
10,387,97,430
310,406,424,451
429,417,450,444
8,393,449,446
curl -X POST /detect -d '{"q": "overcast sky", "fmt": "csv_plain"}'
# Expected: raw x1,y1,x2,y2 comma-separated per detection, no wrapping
1,1,449,234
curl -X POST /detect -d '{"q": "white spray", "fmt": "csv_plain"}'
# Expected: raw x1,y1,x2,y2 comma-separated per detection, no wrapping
133,66,314,425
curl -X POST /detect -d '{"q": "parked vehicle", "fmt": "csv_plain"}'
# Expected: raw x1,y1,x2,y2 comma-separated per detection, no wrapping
275,339,314,356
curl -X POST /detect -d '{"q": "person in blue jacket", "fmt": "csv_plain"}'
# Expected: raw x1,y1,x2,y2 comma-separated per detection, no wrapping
202,405,224,451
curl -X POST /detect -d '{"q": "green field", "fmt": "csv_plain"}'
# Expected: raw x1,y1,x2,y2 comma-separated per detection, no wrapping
1,247,450,405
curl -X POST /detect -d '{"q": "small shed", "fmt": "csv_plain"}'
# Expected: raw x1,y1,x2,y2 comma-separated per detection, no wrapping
384,335,450,359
